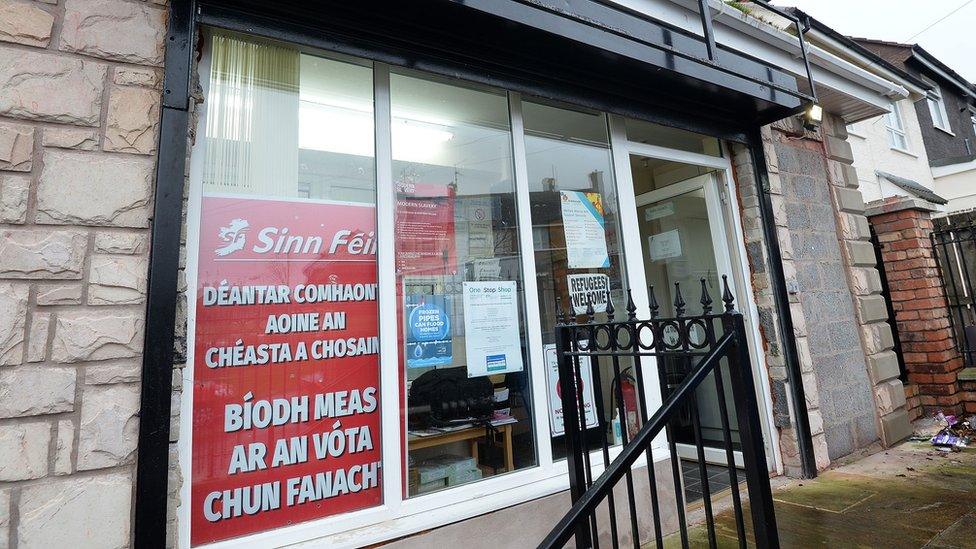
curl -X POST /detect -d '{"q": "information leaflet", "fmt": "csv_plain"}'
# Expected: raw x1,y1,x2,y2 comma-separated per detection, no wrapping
191,195,381,545
462,281,524,377
560,191,610,269
395,182,456,275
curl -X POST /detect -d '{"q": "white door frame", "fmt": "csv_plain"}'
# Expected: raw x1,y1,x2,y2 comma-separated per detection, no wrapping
635,174,741,468
607,115,782,474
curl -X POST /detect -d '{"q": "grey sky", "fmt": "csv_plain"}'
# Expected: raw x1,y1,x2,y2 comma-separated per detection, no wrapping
771,0,976,83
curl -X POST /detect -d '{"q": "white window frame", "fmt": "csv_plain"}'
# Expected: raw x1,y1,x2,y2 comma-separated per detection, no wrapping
923,77,953,134
885,100,910,153
179,35,778,549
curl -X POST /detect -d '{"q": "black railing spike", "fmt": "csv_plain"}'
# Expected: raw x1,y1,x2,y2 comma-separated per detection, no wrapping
648,285,660,318
606,290,616,320
674,282,686,317
555,294,567,325
585,296,596,324
625,289,638,321
722,274,736,312
700,277,713,314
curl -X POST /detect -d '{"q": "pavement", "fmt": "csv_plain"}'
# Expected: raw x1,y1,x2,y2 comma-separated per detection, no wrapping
666,421,976,548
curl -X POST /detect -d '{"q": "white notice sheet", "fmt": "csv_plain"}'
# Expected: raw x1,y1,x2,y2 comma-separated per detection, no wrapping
463,281,524,377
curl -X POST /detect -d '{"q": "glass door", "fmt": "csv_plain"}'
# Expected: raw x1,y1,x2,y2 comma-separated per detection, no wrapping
631,160,742,464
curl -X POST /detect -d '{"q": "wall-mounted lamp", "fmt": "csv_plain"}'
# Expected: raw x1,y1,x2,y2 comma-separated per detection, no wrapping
804,103,823,131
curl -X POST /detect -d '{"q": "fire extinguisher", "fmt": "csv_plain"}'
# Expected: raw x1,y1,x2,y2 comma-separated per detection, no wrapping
615,370,641,441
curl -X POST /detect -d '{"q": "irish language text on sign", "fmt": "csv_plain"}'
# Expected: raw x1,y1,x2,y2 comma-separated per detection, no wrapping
191,195,382,545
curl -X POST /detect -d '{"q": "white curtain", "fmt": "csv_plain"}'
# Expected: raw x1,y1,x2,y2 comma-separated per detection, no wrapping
203,32,300,196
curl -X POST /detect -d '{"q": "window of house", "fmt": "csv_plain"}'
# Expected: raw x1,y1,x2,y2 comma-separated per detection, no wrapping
923,78,952,133
885,100,909,151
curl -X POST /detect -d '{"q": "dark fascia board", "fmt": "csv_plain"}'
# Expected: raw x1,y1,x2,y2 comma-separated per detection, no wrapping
197,0,804,126
787,9,932,92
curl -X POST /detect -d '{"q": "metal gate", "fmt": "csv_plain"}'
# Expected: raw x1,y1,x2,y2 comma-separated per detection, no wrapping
932,214,976,366
540,277,778,549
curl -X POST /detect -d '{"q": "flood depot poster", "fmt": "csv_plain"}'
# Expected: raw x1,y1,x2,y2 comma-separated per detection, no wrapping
404,294,453,368
191,195,382,545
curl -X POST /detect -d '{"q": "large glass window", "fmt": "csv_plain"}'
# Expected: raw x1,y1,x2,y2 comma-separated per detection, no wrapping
624,117,722,156
191,32,382,546
522,99,635,457
186,28,740,547
391,71,538,496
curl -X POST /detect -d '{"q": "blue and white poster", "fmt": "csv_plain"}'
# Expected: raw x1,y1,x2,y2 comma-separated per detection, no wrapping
405,294,453,368
560,191,610,269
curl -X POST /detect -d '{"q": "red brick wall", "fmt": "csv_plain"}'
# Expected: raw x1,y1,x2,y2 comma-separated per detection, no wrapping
868,201,965,416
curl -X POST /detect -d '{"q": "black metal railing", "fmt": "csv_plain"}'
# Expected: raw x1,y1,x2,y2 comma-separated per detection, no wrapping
933,214,976,366
540,276,778,549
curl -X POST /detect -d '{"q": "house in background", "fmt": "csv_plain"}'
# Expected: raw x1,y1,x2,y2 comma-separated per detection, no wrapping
853,39,976,214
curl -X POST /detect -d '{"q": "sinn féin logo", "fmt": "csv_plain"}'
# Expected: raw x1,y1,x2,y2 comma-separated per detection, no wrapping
215,218,249,257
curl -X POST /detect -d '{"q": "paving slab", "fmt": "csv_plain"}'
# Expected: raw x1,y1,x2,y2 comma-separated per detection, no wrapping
661,440,976,548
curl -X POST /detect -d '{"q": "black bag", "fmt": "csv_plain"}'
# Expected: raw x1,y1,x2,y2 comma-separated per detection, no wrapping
408,367,493,429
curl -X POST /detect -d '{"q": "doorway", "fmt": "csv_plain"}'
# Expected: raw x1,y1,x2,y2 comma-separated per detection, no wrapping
631,158,742,464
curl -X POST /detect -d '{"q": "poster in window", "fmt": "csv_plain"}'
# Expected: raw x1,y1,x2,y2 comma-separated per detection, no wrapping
459,196,494,259
649,229,682,261
191,195,381,545
560,191,610,269
405,294,453,368
567,273,610,315
395,182,456,275
462,281,524,377
544,344,598,436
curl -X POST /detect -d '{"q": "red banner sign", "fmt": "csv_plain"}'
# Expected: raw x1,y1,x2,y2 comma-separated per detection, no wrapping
191,195,382,545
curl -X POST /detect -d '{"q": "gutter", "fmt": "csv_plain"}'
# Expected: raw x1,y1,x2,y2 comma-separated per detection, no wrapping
648,0,910,104
805,29,926,100
910,49,976,102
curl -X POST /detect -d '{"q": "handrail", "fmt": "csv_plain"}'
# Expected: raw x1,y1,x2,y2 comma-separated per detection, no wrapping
542,276,779,549
539,333,734,549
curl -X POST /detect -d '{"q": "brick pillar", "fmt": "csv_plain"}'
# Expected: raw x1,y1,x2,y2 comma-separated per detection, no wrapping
866,196,965,415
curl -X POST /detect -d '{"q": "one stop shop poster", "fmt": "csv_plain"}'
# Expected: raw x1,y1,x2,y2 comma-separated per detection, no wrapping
191,195,382,545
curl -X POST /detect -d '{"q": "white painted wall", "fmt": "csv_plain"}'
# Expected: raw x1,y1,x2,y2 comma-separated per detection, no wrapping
847,100,938,205
934,167,976,214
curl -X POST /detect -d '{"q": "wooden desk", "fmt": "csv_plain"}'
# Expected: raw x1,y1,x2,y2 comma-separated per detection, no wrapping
408,423,515,472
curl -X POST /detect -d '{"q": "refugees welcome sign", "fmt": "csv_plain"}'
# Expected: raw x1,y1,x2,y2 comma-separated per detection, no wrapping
191,195,382,545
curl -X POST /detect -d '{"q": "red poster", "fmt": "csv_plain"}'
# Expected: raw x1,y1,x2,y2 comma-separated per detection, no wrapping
395,181,456,275
191,195,382,545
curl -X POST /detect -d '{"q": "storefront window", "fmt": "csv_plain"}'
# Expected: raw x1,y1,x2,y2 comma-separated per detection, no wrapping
190,32,382,545
522,99,635,458
184,28,737,547
391,72,537,496
624,117,722,157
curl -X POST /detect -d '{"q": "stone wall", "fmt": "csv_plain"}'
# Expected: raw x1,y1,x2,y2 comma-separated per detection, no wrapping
818,116,911,449
729,131,830,476
730,113,911,473
0,1,166,547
